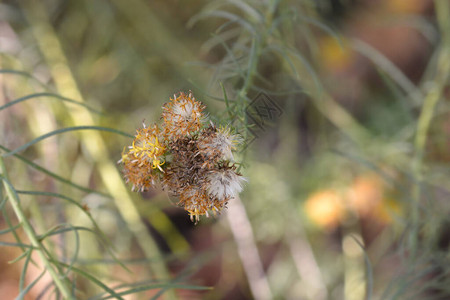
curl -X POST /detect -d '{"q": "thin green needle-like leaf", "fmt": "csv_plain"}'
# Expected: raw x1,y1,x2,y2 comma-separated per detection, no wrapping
150,251,215,300
1,187,28,253
71,276,77,299
39,225,96,238
351,39,423,105
1,138,73,298
8,248,30,264
17,269,48,300
18,190,109,244
266,44,299,80
221,82,234,120
19,250,33,291
56,262,125,300
189,10,257,35
225,0,263,23
17,191,131,272
376,69,415,117
14,190,128,274
0,92,102,115
1,176,21,205
40,224,99,278
297,15,342,44
201,32,246,90
200,0,263,24
0,241,36,248
3,126,133,157
285,46,322,93
199,27,241,54
0,144,109,197
0,69,48,89
149,276,191,300
99,283,211,300
43,223,81,280
0,195,6,210
389,266,436,300
0,223,22,235
17,190,130,272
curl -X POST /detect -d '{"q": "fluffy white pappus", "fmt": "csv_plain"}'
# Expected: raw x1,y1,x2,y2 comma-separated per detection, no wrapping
215,127,241,160
198,126,242,160
170,97,204,123
173,101,193,118
206,169,247,201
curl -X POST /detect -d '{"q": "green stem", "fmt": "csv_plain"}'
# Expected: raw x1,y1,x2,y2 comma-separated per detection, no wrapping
0,156,75,300
410,0,450,255
239,38,260,100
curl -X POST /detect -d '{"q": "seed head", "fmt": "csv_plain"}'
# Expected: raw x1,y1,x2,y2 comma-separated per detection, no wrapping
162,92,206,140
206,165,246,201
118,123,166,191
120,92,246,222
197,125,242,162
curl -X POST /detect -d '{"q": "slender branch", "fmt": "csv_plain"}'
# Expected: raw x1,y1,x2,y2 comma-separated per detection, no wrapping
287,224,328,300
0,156,75,300
410,0,450,255
226,197,273,300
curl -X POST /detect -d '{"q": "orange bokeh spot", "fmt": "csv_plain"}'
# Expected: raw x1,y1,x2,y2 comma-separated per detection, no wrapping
319,36,353,73
304,190,345,230
348,175,384,217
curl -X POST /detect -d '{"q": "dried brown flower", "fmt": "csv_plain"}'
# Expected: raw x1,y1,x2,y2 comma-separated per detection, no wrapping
119,92,245,222
118,123,165,192
162,92,206,140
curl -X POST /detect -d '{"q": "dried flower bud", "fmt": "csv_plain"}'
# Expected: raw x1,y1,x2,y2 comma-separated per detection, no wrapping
197,125,241,162
119,155,158,192
162,92,206,140
178,186,229,223
206,165,246,201
118,123,165,191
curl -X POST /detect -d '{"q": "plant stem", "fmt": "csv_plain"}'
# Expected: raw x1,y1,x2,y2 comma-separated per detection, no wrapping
226,197,273,300
0,156,75,300
410,0,450,255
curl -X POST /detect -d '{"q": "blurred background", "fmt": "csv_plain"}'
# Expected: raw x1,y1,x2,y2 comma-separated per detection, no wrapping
1,0,450,299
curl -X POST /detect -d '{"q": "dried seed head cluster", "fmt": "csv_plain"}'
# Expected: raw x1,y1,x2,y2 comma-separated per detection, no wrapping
119,92,246,222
